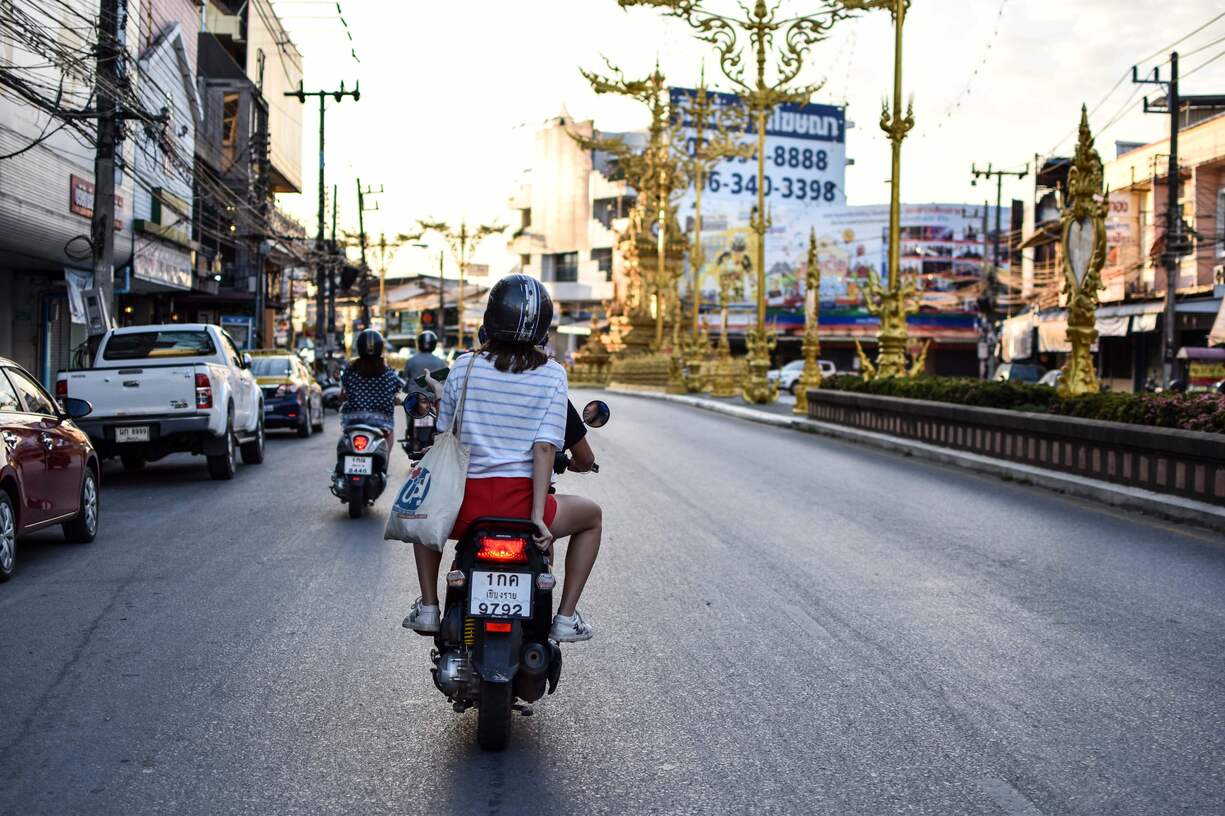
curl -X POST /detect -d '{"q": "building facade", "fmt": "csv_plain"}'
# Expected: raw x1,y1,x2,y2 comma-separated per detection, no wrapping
1010,112,1225,391
507,109,631,356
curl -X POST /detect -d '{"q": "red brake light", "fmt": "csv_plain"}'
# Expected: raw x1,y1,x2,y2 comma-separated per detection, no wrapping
484,621,512,633
352,434,370,452
476,534,529,563
195,373,213,409
55,379,67,398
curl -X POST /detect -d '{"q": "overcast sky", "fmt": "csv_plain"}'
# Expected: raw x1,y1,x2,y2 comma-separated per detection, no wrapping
268,0,1225,276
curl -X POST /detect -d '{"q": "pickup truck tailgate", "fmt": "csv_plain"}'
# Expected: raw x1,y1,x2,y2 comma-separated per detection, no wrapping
62,365,200,417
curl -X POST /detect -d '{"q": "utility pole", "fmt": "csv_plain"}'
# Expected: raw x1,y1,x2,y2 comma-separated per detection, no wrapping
89,0,128,325
329,183,338,350
284,81,359,366
1135,54,1190,388
971,162,1029,311
356,179,382,328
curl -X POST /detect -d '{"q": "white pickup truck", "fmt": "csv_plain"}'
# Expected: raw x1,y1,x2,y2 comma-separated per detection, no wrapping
57,324,265,480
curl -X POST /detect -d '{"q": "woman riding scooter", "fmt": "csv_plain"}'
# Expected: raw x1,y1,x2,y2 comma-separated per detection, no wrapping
339,329,402,438
403,275,602,642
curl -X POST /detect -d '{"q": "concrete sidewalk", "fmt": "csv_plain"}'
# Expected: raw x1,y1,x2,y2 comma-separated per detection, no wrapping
608,385,1225,535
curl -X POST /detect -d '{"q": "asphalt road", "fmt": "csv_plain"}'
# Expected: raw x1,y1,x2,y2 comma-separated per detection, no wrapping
2,392,1224,816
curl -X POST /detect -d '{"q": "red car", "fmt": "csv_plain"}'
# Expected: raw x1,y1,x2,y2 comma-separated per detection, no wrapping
0,357,100,581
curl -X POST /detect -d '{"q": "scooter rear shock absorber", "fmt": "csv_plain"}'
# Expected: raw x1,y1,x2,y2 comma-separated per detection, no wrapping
463,617,476,647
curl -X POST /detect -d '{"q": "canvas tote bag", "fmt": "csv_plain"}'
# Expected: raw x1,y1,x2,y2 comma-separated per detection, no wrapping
383,354,476,550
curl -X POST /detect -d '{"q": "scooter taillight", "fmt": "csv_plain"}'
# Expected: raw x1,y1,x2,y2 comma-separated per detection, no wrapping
475,534,529,564
352,434,370,452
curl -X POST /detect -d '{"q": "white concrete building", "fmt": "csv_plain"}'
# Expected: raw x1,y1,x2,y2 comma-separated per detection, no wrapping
506,109,637,355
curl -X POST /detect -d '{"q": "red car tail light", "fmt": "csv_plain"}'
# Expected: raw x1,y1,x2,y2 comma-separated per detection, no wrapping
352,434,370,452
195,373,213,409
55,379,67,398
475,534,529,563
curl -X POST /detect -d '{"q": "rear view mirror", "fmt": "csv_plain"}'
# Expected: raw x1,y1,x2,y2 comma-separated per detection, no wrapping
61,397,93,420
581,400,610,428
241,352,253,368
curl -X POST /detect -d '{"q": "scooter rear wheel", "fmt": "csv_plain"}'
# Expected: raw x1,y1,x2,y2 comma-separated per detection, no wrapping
347,492,363,519
477,681,512,751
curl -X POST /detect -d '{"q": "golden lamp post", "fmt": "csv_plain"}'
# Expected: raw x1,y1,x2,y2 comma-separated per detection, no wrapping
1056,105,1107,397
793,228,824,414
571,61,690,354
842,0,926,379
674,72,754,392
620,0,878,403
417,219,504,349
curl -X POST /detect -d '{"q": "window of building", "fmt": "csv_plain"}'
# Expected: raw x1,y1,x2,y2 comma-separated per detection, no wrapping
543,252,579,283
591,247,613,282
256,49,266,92
222,94,240,146
519,254,532,270
592,196,634,230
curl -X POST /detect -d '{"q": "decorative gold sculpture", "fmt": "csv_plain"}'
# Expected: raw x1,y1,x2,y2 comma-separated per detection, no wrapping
1056,105,1106,398
570,61,690,359
793,229,823,414
672,70,754,393
417,219,503,348
621,0,888,402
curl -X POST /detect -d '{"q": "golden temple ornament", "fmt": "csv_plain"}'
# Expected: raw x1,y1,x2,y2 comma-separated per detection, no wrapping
1056,105,1106,398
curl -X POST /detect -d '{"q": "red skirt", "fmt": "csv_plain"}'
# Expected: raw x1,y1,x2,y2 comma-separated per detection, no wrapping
449,477,557,540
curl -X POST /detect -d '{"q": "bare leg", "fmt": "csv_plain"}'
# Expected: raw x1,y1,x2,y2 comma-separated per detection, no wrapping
548,494,602,616
414,543,443,605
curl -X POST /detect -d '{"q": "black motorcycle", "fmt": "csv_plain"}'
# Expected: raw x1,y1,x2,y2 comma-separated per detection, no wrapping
330,414,391,518
424,399,609,751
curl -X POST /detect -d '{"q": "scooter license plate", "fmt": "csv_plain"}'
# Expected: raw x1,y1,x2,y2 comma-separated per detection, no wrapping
344,455,372,475
413,416,434,428
469,571,533,619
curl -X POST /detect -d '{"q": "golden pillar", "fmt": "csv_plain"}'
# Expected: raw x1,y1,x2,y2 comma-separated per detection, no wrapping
1056,105,1107,397
793,229,824,415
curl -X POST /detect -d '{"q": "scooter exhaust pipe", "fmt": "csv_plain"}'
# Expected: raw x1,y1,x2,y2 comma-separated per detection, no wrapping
514,642,550,703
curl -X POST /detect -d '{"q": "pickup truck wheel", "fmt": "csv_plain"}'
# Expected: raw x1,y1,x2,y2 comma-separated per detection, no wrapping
297,406,313,438
207,417,237,480
120,454,146,474
62,470,99,544
241,413,266,464
0,491,16,581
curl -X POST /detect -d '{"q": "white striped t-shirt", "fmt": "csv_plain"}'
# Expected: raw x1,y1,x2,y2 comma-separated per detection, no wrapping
436,353,568,479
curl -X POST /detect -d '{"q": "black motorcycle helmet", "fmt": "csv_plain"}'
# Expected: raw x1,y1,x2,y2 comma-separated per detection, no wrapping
484,274,552,346
417,330,438,354
355,328,384,359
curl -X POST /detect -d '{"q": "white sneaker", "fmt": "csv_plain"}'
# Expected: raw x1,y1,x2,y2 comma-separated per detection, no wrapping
402,598,440,633
549,610,593,642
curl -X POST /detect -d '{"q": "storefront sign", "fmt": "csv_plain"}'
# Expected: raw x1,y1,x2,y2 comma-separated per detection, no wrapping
69,175,124,230
133,237,192,290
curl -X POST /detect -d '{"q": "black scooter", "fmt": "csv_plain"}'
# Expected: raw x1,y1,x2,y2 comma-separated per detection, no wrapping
423,399,610,751
331,416,391,518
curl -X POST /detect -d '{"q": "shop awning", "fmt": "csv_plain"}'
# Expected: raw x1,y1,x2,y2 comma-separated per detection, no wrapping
1177,346,1225,361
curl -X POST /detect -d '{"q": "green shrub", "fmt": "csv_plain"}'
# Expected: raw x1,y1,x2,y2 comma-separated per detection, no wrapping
818,375,1225,434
